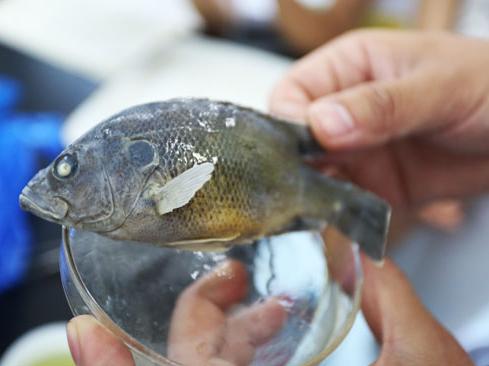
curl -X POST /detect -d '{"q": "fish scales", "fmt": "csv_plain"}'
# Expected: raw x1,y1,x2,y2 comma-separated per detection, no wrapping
19,98,390,260
96,99,303,245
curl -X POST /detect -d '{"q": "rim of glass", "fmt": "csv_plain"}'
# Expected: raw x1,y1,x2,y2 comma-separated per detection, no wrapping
61,226,363,366
303,243,363,366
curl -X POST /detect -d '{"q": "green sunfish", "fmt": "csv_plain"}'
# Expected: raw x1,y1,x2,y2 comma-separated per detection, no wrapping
19,98,390,260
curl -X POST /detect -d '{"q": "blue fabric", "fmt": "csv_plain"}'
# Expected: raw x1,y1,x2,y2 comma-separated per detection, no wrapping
0,76,63,293
0,76,21,113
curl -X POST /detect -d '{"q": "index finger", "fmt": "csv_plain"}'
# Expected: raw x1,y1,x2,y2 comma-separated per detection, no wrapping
269,31,371,121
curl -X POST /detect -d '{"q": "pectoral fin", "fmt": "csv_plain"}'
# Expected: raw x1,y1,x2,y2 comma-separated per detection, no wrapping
153,162,214,215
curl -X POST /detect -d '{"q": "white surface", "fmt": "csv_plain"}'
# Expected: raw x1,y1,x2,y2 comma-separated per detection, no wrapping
323,313,377,365
459,305,489,352
232,0,277,22
456,0,489,38
62,35,291,144
253,231,336,365
254,232,327,296
0,0,201,79
0,323,71,366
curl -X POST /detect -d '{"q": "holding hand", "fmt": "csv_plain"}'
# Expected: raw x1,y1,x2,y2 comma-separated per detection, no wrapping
270,30,489,208
360,255,473,365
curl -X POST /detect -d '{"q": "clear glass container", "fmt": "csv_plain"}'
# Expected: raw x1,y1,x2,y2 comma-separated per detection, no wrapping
59,226,362,366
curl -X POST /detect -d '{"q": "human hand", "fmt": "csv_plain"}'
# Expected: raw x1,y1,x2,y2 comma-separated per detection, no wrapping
66,255,474,366
167,260,286,366
360,255,473,365
270,30,489,210
66,261,286,366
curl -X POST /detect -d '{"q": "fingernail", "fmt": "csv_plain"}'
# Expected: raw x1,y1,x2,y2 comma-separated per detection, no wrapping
199,261,248,306
199,261,235,293
67,320,80,365
309,102,354,137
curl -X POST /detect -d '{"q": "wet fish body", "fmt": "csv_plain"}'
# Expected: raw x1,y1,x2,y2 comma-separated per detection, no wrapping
19,98,390,260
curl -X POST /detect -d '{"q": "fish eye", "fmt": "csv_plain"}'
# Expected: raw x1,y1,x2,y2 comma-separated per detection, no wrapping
53,154,78,179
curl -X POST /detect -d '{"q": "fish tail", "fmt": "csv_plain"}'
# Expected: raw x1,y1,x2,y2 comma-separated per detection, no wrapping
302,169,391,261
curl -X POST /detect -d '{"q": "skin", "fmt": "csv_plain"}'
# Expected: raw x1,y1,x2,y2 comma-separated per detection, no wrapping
65,30,487,364
270,30,489,208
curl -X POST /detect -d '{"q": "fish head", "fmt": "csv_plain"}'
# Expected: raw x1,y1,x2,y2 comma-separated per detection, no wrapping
19,131,160,233
19,139,118,231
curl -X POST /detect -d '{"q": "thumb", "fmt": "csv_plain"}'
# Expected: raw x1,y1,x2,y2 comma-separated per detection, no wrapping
360,256,473,365
67,315,134,366
307,74,449,150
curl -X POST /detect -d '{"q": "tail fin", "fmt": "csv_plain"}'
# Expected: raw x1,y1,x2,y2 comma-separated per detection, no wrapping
304,171,391,262
275,120,391,260
334,188,391,261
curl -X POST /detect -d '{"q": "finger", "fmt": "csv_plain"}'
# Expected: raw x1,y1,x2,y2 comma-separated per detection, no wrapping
219,298,287,365
271,31,467,150
306,69,457,150
230,298,286,346
269,29,429,121
269,31,372,121
168,261,248,364
360,255,472,365
322,227,357,296
66,315,134,366
321,145,410,207
360,255,431,343
195,260,249,310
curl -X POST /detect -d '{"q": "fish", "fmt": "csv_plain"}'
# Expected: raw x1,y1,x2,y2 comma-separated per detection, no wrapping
19,98,390,260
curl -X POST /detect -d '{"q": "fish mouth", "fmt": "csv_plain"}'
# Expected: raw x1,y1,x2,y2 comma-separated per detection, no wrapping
19,187,69,223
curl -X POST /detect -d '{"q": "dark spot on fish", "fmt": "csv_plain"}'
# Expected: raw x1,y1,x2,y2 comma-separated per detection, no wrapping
129,140,155,167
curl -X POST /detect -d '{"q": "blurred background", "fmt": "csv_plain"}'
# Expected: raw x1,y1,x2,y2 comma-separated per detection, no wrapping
1,0,489,365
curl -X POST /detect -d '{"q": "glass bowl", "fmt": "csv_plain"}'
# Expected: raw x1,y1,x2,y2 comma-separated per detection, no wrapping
59,227,362,366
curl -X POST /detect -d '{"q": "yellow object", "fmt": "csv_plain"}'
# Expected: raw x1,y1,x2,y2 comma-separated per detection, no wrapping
360,10,407,29
30,354,74,366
